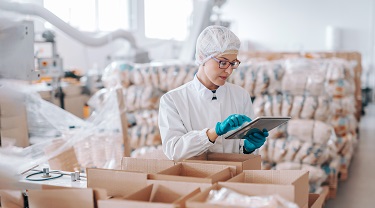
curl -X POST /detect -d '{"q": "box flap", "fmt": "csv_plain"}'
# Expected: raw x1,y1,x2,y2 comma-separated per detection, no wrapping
147,180,212,191
87,168,147,197
28,188,94,208
309,193,325,208
151,163,234,184
0,190,24,208
121,157,175,174
185,153,261,174
98,199,176,208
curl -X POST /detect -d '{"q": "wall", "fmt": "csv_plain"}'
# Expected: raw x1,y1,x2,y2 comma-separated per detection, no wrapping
27,0,374,87
221,0,375,87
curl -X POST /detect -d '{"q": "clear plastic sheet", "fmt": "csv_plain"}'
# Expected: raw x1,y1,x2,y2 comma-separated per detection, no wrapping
207,187,299,208
0,80,127,178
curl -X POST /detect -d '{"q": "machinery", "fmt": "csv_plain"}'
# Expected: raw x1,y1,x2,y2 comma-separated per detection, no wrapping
0,19,39,80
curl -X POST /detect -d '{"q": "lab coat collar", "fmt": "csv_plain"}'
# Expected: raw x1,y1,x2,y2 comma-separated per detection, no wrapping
192,75,226,101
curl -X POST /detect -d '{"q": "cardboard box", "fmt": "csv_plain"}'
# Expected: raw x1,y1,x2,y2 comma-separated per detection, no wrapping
0,101,25,117
147,179,212,192
308,193,325,208
187,183,268,208
185,152,261,175
0,190,24,208
0,127,29,147
28,188,95,208
222,170,309,208
86,168,148,197
44,139,80,172
98,183,201,208
121,157,175,174
149,162,235,184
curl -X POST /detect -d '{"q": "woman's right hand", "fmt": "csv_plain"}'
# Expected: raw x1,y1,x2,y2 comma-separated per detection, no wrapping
215,114,251,136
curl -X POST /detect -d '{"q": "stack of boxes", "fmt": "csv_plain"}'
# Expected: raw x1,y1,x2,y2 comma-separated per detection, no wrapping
1,152,327,208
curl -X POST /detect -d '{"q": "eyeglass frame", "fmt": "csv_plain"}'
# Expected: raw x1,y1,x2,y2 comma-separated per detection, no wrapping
211,57,241,69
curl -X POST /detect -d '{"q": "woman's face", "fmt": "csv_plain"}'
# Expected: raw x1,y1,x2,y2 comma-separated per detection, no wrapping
197,53,239,90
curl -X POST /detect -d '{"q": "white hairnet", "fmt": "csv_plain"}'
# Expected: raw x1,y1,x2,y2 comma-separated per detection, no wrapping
195,25,241,65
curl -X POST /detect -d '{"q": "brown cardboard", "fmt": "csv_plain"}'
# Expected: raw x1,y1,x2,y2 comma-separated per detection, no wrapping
121,157,175,174
52,95,89,119
0,127,29,148
185,152,261,174
98,183,201,208
222,170,309,208
149,162,235,184
308,193,325,208
86,168,148,197
28,188,95,208
0,115,27,129
147,180,212,192
44,139,80,172
0,190,24,208
0,101,25,117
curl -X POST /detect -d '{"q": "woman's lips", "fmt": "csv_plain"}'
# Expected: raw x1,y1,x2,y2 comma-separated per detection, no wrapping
219,76,227,80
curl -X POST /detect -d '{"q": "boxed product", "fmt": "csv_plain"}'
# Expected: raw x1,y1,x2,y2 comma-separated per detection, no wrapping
185,152,261,175
222,170,309,208
186,183,298,208
149,162,236,184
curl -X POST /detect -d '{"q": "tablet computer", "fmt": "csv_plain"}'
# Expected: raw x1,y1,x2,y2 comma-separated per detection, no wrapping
224,116,291,140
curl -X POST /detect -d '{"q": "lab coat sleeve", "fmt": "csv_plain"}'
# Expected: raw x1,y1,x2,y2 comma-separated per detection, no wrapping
158,94,214,161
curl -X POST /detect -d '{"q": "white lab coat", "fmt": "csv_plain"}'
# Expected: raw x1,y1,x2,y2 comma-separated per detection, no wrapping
158,75,255,161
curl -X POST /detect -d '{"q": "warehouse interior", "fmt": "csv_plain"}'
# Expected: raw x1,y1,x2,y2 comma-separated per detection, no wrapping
0,0,374,207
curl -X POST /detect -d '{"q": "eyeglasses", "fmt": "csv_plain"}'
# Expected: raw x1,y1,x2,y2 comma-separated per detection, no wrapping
211,57,241,69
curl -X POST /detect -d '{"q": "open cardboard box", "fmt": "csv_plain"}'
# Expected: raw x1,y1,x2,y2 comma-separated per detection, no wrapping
186,183,302,208
185,152,261,175
149,162,235,184
86,168,148,197
121,157,175,174
220,170,309,208
98,181,204,208
0,190,24,208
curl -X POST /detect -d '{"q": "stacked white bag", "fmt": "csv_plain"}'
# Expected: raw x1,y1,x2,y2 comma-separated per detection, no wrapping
324,58,358,173
230,58,360,193
90,61,198,151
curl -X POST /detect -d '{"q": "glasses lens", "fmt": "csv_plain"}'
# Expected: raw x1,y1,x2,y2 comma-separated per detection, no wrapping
219,61,229,69
232,61,240,69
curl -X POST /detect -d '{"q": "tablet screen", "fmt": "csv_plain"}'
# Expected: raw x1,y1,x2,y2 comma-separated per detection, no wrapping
224,116,291,140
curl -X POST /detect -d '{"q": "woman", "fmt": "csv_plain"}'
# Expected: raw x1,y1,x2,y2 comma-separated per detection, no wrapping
159,25,268,161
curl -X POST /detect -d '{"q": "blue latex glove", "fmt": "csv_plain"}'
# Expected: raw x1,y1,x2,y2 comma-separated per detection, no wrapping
243,128,269,153
215,114,251,136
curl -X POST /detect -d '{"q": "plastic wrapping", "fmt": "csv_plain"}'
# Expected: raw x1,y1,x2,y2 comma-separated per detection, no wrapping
0,80,128,174
207,187,298,208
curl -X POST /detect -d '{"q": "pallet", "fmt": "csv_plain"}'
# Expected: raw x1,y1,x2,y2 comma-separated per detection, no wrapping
339,165,349,181
325,171,338,200
321,186,330,201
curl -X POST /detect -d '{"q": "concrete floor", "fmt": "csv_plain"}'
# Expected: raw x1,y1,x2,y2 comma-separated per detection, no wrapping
325,104,375,208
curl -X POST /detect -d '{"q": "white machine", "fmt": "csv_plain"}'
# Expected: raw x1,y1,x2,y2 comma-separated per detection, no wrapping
0,19,40,80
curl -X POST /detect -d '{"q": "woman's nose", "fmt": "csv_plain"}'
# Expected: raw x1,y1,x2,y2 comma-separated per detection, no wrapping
224,65,234,74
